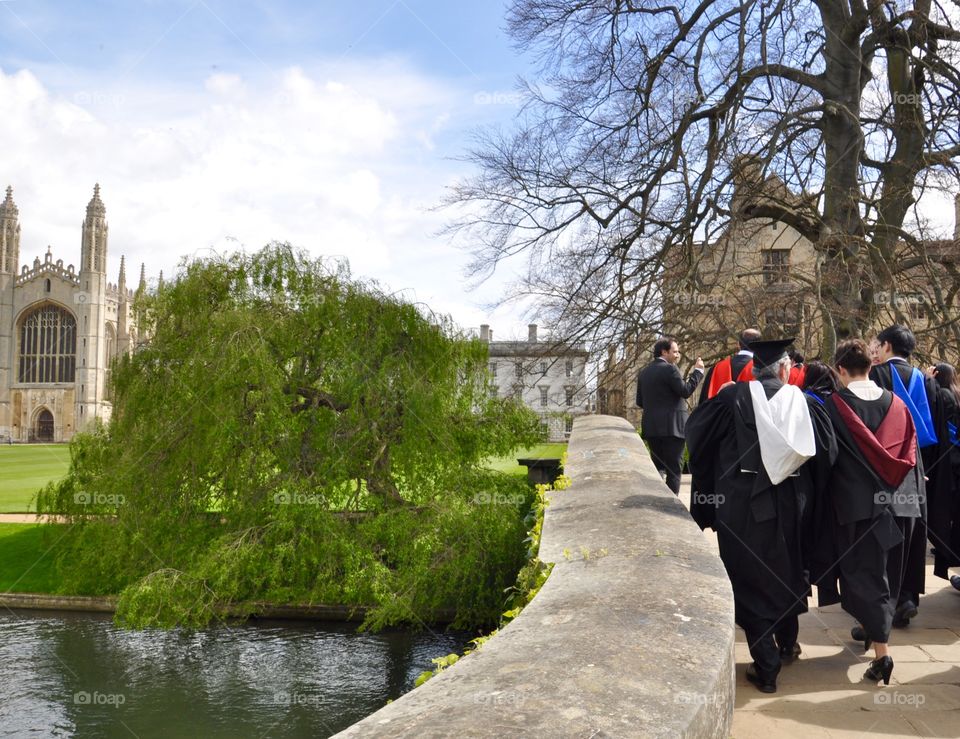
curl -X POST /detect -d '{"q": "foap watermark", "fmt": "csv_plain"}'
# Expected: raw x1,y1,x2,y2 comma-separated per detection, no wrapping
73,691,126,707
473,691,525,707
693,492,725,507
874,292,925,307
272,691,320,706
73,91,126,110
74,492,125,506
874,691,926,707
473,90,523,107
473,491,526,505
672,293,724,306
674,691,723,705
892,92,923,106
273,492,322,506
874,491,925,506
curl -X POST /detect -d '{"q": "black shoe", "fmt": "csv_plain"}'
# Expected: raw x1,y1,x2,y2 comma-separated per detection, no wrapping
892,599,918,628
951,575,960,592
863,655,894,685
779,643,801,664
745,663,777,693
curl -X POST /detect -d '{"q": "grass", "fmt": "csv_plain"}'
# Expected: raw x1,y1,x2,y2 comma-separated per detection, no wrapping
0,444,71,512
485,443,567,476
0,523,64,593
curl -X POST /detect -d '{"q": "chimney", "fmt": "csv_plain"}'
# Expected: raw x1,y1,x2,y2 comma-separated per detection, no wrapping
479,324,490,342
954,193,960,240
528,324,538,342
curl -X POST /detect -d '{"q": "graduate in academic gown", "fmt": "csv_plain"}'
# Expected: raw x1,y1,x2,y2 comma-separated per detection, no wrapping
869,325,952,623
687,338,837,693
927,363,960,591
810,340,925,686
697,328,761,404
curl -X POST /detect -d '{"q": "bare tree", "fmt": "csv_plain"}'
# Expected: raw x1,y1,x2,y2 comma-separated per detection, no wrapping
448,0,960,358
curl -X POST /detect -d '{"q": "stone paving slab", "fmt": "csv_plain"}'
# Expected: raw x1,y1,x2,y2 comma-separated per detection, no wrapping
676,478,960,738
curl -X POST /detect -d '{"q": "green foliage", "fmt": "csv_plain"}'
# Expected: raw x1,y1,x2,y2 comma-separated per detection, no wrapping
37,243,541,629
414,466,565,687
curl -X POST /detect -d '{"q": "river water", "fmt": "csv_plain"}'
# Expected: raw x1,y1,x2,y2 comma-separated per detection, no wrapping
0,610,473,738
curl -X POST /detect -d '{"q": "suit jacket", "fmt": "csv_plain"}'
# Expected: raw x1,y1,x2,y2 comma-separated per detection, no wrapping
636,358,703,438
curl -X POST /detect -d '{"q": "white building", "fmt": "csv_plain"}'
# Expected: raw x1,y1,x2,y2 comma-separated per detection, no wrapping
0,185,145,442
482,323,590,441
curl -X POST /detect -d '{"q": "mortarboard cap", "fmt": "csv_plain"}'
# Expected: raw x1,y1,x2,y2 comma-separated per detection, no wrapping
747,338,795,369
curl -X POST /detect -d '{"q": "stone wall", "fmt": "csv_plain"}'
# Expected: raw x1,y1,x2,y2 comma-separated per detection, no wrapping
335,414,735,738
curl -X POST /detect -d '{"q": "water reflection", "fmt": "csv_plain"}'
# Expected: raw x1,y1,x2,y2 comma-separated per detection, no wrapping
0,610,473,738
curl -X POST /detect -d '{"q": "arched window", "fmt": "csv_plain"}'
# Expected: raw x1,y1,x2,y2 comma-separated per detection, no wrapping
104,323,117,401
18,305,77,383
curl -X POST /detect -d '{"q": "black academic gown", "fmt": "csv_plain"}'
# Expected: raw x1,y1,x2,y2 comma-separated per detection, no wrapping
687,378,837,635
810,388,925,642
871,360,954,581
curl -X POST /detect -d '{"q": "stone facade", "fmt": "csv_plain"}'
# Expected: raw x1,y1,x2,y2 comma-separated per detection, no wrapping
482,324,590,442
0,185,145,442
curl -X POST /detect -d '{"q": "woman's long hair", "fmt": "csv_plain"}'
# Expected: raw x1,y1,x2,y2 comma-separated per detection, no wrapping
933,363,960,406
802,360,841,396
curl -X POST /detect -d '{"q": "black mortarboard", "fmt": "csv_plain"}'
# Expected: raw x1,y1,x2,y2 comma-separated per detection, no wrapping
747,338,795,369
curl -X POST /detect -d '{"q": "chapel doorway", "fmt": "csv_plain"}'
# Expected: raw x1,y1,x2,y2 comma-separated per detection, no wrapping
37,410,54,442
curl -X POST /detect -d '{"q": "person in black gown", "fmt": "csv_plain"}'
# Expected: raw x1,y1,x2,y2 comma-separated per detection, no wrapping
926,362,960,592
811,340,925,685
687,338,836,693
869,324,950,625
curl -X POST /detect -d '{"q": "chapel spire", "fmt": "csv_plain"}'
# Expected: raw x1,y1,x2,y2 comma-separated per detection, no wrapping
0,185,20,275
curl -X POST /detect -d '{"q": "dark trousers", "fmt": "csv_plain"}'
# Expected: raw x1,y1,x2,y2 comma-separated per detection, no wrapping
646,436,686,495
744,615,799,681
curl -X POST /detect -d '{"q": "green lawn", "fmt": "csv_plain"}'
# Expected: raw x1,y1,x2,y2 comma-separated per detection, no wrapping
485,443,567,476
0,523,63,593
0,444,71,513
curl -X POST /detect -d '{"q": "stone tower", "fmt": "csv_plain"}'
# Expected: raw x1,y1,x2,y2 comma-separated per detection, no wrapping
76,184,108,428
0,186,20,437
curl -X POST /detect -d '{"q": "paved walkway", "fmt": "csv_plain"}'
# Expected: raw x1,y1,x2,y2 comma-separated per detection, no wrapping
0,513,63,523
678,479,960,738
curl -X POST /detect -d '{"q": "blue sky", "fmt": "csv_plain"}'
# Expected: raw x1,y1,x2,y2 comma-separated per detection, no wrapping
0,0,541,338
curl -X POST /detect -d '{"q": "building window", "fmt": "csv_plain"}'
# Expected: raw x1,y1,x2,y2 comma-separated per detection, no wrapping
762,249,790,284
515,361,523,378
540,360,547,374
540,421,549,439
539,387,549,406
764,304,801,338
489,385,498,398
18,305,77,383
513,384,523,400
565,417,574,434
489,361,497,376
45,278,51,293
565,360,574,377
565,388,574,407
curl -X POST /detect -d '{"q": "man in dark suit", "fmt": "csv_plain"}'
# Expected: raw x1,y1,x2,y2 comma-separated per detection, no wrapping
636,336,705,494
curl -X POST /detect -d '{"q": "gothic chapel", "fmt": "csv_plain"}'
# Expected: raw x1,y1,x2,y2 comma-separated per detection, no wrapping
0,185,145,442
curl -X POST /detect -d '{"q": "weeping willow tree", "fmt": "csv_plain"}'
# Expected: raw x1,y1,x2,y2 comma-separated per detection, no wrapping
38,244,541,629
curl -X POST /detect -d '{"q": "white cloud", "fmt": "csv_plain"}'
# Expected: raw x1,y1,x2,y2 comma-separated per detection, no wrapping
0,60,524,335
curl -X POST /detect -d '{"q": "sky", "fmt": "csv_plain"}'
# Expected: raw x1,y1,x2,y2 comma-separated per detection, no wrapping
0,0,540,339
3,2,958,345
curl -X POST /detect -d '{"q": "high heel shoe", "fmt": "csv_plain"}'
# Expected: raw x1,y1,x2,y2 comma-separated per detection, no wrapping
863,655,894,685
